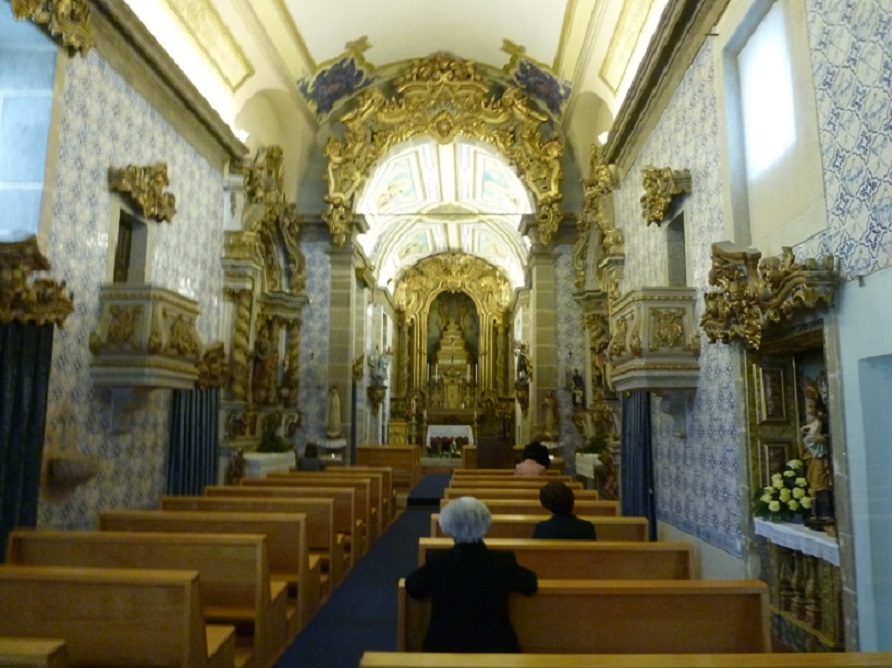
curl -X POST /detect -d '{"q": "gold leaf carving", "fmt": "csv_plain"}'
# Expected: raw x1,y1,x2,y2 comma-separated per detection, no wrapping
197,341,230,389
108,163,177,222
641,166,691,226
11,0,95,54
0,237,73,327
701,242,838,349
323,53,564,246
650,308,685,350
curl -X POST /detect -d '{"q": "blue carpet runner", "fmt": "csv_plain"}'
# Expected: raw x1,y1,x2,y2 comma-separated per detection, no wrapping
275,473,450,667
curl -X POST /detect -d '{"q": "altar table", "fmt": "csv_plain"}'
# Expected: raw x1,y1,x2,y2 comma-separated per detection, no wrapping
426,425,475,448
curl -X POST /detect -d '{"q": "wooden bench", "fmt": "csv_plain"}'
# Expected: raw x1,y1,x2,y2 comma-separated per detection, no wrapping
0,638,69,667
268,471,383,544
161,495,345,593
98,509,319,635
444,487,600,501
440,498,619,516
240,477,369,558
397,578,770,653
355,446,421,493
206,485,360,570
430,513,649,541
448,479,583,489
6,528,288,668
343,465,395,524
418,538,695,579
0,564,236,668
359,651,892,667
451,468,564,477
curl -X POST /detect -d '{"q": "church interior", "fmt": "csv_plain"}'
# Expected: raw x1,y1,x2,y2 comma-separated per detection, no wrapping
1,0,892,663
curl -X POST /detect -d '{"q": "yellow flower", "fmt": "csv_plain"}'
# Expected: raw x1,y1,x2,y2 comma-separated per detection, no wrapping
783,470,796,478
787,500,800,511
769,501,781,512
793,487,805,499
779,488,792,502
795,477,807,487
760,493,773,503
800,497,812,509
788,459,804,469
772,476,784,489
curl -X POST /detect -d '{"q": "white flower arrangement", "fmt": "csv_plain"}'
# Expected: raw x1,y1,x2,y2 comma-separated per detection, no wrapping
753,459,813,522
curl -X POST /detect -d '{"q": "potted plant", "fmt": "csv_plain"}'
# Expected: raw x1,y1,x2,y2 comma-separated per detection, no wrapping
753,458,813,523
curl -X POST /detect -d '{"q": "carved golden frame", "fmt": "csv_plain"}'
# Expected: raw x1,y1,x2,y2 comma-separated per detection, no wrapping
108,163,177,222
322,53,564,246
11,0,95,54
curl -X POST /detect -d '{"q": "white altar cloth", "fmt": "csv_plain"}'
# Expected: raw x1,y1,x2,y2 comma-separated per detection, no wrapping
753,518,839,566
426,425,475,447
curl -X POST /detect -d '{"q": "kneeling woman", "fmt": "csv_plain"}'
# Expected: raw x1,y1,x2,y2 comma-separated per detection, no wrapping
405,496,538,652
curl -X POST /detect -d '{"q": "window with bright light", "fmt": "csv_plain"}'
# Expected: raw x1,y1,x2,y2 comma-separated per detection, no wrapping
738,1,796,178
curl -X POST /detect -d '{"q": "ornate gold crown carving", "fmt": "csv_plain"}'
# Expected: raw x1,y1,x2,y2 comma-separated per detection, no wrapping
701,242,839,349
640,166,691,226
323,53,564,246
12,0,95,54
0,236,73,327
108,163,177,222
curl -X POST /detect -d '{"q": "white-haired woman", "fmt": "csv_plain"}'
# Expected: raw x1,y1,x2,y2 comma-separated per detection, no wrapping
405,496,538,652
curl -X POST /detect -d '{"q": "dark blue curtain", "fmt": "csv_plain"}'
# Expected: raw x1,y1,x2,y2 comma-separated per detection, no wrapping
166,386,219,495
0,322,55,559
620,390,656,540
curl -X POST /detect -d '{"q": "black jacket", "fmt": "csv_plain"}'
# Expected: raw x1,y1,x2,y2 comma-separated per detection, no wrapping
405,542,538,652
532,513,597,540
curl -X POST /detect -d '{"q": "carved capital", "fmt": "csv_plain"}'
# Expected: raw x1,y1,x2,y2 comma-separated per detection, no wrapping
108,163,177,222
641,166,691,226
700,242,839,349
197,341,230,390
11,0,95,54
0,237,73,327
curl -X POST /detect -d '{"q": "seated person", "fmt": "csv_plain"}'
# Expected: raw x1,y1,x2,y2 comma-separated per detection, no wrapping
533,480,597,540
405,496,538,652
514,440,551,476
296,442,326,471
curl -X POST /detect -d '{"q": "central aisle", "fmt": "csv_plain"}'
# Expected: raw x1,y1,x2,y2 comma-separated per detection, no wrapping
275,473,451,667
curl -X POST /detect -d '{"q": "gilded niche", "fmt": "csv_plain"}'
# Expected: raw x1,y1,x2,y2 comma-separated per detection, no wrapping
11,0,94,54
108,163,177,222
640,166,691,226
0,236,73,327
701,242,839,349
323,53,564,246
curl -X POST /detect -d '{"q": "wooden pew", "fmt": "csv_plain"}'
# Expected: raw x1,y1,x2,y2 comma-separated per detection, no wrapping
0,564,236,668
355,445,421,493
241,477,371,557
359,651,892,667
0,638,69,668
418,537,694,579
316,466,394,527
98,509,319,635
206,485,359,570
451,468,564,477
444,488,600,501
440,498,619,516
397,578,771,653
161,495,345,593
448,479,583,489
268,471,383,544
6,528,287,668
430,513,649,541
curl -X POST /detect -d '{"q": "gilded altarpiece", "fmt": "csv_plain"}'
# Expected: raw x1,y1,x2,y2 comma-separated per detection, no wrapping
221,147,307,456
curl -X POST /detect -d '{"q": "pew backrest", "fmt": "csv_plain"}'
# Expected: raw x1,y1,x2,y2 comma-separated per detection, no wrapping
355,446,421,491
0,637,69,668
440,498,619,517
430,513,649,541
0,564,234,668
398,578,770,653
444,487,600,501
342,465,395,523
451,468,563,477
418,537,695,579
448,479,583,489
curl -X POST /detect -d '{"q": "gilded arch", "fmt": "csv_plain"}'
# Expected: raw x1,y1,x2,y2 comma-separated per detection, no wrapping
322,53,565,247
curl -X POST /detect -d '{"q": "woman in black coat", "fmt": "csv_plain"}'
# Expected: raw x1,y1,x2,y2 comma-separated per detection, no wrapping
405,496,538,652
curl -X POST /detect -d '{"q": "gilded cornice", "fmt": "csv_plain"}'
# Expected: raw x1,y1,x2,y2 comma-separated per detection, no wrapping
108,163,177,222
11,0,95,54
641,166,691,226
0,236,73,327
701,242,839,349
197,341,230,389
323,53,564,246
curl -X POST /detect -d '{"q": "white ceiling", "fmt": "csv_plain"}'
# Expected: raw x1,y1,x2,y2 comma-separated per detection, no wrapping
126,0,668,290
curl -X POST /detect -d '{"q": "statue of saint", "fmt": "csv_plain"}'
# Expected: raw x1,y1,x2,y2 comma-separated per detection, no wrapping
543,390,558,438
801,390,833,526
326,386,342,439
571,368,585,407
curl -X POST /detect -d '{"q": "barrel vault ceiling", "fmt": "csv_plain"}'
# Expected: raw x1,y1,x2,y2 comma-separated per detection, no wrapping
124,0,668,289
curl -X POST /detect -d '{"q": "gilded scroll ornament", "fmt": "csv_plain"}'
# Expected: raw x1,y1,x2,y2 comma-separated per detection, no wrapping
197,342,230,389
651,308,685,350
641,166,691,226
701,242,838,349
108,163,177,222
11,0,95,54
0,236,73,327
323,53,564,246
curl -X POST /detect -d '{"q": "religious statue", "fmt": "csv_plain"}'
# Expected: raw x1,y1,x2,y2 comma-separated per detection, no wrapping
516,351,530,383
543,390,558,439
326,386,342,439
252,327,277,405
801,389,833,528
571,368,585,408
368,346,393,385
